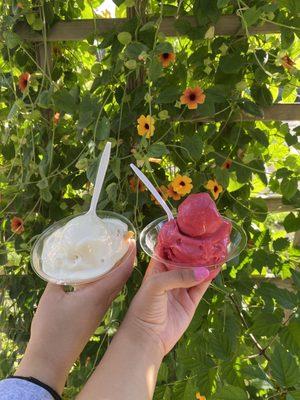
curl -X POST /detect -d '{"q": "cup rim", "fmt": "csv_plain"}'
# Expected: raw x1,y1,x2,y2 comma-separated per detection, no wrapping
139,215,247,269
31,210,136,286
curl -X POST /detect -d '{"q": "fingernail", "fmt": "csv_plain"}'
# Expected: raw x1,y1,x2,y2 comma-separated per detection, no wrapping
193,267,210,282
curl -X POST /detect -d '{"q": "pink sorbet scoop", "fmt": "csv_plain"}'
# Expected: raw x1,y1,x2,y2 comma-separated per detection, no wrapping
156,193,232,270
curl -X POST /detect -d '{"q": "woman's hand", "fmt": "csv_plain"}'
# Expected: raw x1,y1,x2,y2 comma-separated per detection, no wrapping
77,258,215,400
15,241,136,394
123,259,215,356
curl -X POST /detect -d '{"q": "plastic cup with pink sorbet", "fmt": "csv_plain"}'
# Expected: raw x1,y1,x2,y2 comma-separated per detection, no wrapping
140,193,247,281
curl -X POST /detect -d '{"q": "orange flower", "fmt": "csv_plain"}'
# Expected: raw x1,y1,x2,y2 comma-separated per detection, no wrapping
281,55,296,70
137,115,155,138
167,183,181,200
159,52,176,68
221,159,232,169
205,179,223,200
180,86,205,110
18,72,30,92
11,216,24,235
53,112,60,125
171,175,193,196
129,176,146,192
196,392,206,400
150,185,168,204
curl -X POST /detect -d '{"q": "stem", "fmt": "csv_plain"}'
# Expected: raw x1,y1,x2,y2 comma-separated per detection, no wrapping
229,293,270,361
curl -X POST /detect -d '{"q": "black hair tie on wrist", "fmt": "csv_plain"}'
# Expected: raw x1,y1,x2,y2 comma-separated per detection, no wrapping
8,376,62,400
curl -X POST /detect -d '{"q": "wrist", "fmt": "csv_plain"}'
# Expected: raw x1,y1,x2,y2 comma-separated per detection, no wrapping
119,317,165,363
15,342,69,394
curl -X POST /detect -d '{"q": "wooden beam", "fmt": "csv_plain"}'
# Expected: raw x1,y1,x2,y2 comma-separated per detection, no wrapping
263,196,298,213
182,104,300,122
15,15,281,42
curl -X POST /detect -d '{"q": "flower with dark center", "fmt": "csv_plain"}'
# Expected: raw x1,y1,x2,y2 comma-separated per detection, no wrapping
18,72,30,92
137,115,155,138
159,52,176,68
180,86,206,110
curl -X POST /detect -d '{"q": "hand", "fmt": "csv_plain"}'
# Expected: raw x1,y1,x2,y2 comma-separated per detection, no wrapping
15,241,136,394
123,259,216,356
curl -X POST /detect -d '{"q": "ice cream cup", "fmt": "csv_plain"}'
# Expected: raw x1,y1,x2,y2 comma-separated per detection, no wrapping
139,215,247,280
31,211,136,286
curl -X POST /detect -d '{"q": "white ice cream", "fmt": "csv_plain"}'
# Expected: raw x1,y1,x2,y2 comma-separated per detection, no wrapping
41,214,130,282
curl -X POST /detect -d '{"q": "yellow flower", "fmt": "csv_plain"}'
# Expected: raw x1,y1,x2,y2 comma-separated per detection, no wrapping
137,115,155,138
171,175,193,196
196,392,206,400
167,183,181,200
205,179,223,200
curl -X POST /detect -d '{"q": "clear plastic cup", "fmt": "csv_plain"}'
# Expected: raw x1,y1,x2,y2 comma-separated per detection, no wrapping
31,211,136,286
139,215,247,280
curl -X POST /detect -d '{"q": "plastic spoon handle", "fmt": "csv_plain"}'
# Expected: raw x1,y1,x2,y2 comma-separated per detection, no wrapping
130,163,174,221
88,142,112,215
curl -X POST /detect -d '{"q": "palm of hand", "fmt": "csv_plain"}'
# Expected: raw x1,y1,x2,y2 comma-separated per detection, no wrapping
131,261,211,355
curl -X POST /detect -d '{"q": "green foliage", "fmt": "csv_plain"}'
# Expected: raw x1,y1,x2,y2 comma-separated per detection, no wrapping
0,0,299,399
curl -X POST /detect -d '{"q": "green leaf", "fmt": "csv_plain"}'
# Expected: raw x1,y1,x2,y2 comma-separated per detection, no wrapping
96,117,110,140
117,32,132,45
250,312,281,337
157,87,181,104
249,198,268,222
3,31,21,49
53,89,76,114
39,187,52,203
283,213,300,233
215,167,230,188
37,90,53,109
249,128,269,147
281,177,298,200
280,320,300,353
110,157,120,179
238,99,264,118
125,42,148,59
291,270,300,290
212,384,248,400
243,6,261,27
147,143,168,158
217,0,230,8
219,54,244,74
270,344,300,388
257,282,297,310
273,237,290,251
288,390,300,400
182,135,203,162
106,182,118,203
154,42,173,54
250,85,273,107
148,58,163,82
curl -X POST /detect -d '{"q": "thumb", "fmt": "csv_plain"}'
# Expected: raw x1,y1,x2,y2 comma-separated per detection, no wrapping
145,267,210,295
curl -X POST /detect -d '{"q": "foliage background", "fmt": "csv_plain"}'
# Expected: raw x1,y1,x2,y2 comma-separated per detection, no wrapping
0,0,300,398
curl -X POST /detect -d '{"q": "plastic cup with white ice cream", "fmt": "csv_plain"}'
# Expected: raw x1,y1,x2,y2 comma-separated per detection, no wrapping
31,142,136,285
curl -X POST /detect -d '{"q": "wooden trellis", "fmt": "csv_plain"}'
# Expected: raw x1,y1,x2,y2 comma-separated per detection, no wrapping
16,15,300,122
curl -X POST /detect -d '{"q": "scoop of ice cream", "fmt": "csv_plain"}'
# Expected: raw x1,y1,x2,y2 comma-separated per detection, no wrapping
177,193,223,237
41,214,129,282
156,193,232,268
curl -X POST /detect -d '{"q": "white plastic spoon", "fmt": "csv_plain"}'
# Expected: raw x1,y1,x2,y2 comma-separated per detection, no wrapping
130,163,174,221
88,141,112,216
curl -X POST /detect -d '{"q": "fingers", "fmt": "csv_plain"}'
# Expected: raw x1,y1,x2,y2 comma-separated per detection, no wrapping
144,267,210,295
188,280,211,305
144,257,167,280
73,240,136,302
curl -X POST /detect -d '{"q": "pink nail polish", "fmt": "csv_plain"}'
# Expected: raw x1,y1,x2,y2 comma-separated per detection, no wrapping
193,267,209,281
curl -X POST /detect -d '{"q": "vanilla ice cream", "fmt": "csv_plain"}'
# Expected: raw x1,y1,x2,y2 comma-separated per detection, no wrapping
41,214,130,282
